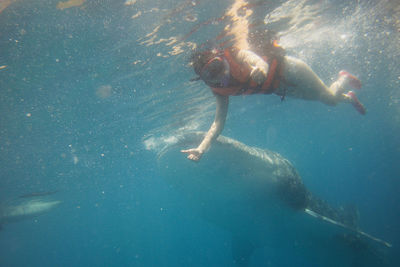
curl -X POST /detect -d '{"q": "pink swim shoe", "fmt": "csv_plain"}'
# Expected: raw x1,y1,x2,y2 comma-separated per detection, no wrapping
345,91,366,115
339,70,362,90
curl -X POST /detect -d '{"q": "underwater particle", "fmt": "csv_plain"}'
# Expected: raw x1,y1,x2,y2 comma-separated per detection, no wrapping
56,0,85,10
131,11,141,19
26,113,31,117
124,0,136,6
73,155,79,164
184,13,197,22
96,85,112,99
0,65,7,70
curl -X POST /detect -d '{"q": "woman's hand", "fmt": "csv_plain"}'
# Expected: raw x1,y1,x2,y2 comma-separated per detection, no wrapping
181,95,228,162
250,65,268,85
181,148,203,161
237,49,269,85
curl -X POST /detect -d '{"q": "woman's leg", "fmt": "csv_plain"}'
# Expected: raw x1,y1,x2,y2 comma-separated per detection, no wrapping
281,56,358,106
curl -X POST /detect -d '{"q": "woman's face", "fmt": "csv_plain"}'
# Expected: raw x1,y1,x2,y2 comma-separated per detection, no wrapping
200,57,229,85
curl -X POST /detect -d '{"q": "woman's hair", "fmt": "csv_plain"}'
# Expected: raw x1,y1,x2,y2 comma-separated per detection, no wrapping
190,50,217,76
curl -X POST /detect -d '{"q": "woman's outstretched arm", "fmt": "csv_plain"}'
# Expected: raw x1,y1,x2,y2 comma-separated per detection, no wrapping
181,95,229,161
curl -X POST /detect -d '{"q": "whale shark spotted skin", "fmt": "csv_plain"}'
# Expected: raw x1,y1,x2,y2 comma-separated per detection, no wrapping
151,132,391,266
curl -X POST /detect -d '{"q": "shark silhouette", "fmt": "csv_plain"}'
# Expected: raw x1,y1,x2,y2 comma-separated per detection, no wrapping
0,197,61,228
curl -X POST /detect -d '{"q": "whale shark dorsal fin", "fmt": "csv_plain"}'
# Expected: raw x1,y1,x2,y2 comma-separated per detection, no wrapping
304,208,392,248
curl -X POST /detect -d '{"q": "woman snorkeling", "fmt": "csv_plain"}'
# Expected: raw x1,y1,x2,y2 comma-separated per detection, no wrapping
181,2,365,162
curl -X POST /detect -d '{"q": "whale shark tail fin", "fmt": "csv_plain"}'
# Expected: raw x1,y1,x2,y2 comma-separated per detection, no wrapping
304,208,392,248
336,233,388,266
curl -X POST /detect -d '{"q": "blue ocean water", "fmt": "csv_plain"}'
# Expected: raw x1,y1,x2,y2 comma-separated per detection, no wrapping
0,0,399,266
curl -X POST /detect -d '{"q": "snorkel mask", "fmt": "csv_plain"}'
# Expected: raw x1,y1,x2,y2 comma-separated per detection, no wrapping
199,56,230,87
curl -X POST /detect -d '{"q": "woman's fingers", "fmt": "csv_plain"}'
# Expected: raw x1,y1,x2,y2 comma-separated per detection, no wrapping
181,149,201,161
250,67,266,85
181,149,195,154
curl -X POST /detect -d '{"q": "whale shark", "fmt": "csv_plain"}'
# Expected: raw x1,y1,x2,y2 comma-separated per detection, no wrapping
0,197,61,228
150,132,391,266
